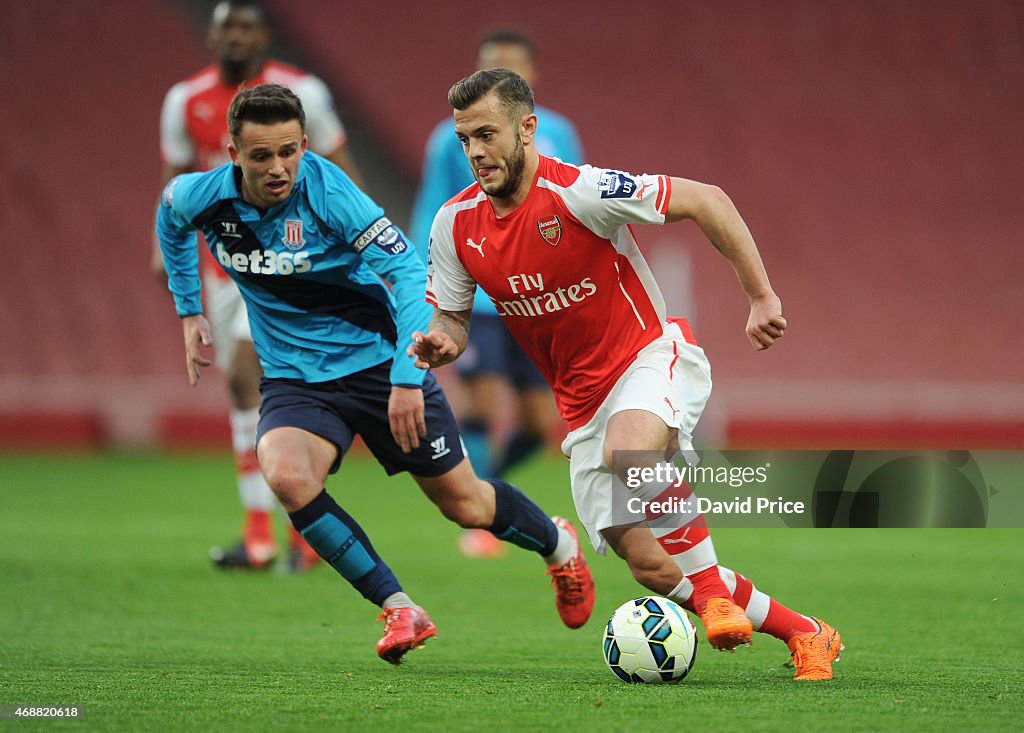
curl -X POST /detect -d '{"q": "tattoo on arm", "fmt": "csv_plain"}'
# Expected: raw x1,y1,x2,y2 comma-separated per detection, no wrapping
431,309,472,359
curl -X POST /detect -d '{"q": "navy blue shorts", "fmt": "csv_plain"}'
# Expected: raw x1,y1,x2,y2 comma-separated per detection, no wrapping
256,362,465,477
456,313,548,389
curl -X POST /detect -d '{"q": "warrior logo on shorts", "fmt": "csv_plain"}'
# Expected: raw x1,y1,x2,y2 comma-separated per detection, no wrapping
282,219,306,250
537,215,562,246
430,436,451,460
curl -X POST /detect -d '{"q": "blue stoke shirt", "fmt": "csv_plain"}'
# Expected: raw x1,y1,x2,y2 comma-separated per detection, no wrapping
408,105,584,314
157,152,431,387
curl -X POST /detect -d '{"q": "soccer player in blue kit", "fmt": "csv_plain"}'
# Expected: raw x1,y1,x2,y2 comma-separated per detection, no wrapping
156,83,595,664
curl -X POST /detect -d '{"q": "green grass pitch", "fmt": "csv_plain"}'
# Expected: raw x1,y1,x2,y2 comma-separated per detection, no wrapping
1,452,1021,731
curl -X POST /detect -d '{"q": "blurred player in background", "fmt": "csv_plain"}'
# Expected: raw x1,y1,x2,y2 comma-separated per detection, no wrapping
413,69,843,680
410,27,584,558
153,0,363,572
156,83,594,664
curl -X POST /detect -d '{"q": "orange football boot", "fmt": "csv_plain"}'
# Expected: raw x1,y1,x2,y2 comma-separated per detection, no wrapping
699,597,753,651
788,617,843,680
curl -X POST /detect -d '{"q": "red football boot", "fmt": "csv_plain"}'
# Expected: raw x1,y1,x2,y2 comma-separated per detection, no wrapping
545,517,596,629
376,606,438,665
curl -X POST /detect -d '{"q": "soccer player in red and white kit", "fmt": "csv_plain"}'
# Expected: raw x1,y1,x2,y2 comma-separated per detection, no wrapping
153,0,363,571
411,68,843,680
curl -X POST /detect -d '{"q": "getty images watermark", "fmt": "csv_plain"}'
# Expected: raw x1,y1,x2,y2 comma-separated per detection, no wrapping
622,458,805,518
610,449,1017,528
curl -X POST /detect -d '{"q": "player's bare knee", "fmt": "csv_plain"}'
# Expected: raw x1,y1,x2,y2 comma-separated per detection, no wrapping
603,411,675,476
260,460,314,507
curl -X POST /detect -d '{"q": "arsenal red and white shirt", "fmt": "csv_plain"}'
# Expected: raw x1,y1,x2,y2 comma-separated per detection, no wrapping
427,155,674,429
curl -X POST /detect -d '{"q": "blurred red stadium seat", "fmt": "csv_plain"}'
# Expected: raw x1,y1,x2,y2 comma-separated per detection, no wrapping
1,1,1020,448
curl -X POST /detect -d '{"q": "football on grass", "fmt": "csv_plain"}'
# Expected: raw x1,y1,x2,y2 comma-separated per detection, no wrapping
602,596,698,683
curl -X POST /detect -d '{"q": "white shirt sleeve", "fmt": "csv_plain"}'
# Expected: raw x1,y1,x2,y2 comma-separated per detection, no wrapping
425,208,476,311
292,73,347,155
554,165,672,239
160,82,195,167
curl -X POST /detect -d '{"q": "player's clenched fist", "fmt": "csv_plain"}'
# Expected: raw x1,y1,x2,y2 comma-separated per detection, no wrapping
746,294,786,351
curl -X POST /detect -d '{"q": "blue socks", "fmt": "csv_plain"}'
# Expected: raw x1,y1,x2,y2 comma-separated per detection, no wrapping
487,479,558,555
289,490,401,607
290,482,559,603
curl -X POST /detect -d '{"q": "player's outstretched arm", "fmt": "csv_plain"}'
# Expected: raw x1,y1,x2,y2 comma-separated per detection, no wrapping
408,308,472,369
665,178,787,351
181,314,213,386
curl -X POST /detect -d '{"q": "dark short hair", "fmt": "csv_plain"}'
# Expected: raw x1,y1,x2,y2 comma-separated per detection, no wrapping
227,83,305,140
448,68,534,122
477,26,536,57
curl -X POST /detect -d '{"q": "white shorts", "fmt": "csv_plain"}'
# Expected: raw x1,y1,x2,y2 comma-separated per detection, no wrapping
203,273,253,371
559,320,712,555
